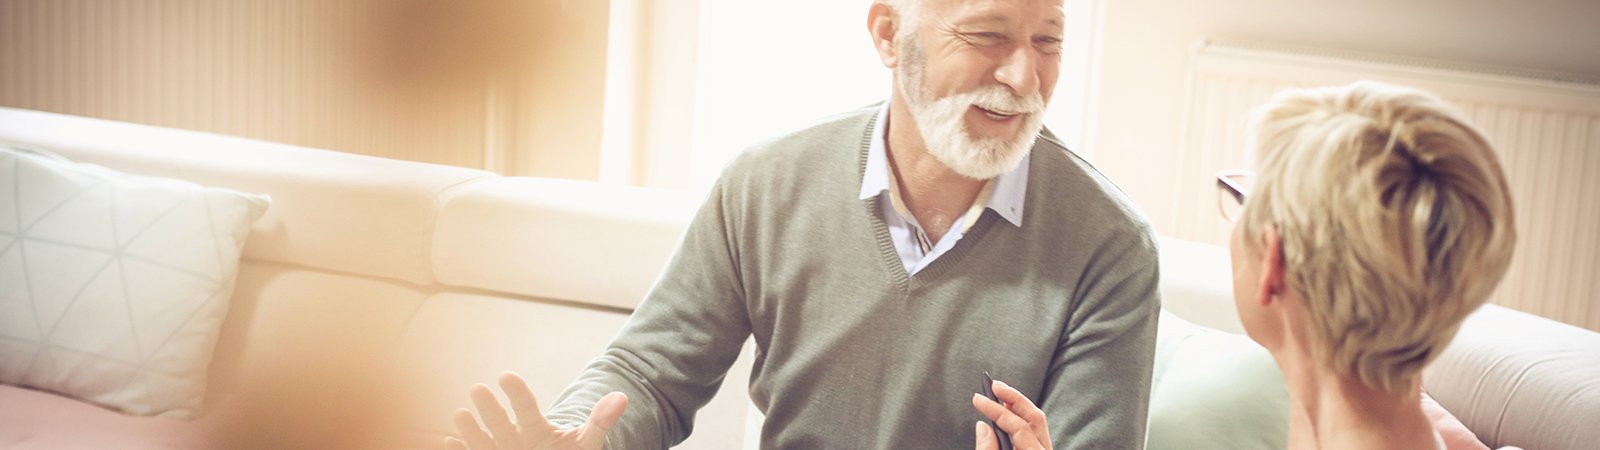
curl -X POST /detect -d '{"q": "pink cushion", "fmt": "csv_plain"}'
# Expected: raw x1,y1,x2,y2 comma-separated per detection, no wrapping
1423,391,1490,450
0,384,202,449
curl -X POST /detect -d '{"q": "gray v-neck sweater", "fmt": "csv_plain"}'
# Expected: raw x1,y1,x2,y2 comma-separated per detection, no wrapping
548,104,1160,449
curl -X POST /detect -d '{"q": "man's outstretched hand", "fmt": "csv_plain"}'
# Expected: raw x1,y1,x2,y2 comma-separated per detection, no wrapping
445,371,628,450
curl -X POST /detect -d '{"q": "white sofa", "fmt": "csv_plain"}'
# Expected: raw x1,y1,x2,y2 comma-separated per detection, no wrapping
0,107,750,450
1,106,1595,450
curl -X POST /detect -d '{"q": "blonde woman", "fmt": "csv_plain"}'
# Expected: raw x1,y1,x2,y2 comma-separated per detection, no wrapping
1220,80,1517,449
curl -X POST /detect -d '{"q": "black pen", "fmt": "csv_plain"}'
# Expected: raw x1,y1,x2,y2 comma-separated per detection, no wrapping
980,371,1014,450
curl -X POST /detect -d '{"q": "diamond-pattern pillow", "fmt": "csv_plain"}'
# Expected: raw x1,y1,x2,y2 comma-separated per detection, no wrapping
0,146,268,419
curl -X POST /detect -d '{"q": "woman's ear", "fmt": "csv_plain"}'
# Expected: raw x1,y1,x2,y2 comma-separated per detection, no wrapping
1257,225,1287,306
867,2,900,68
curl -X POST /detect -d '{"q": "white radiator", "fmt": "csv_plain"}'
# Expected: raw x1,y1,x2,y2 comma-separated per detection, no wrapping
1173,39,1600,332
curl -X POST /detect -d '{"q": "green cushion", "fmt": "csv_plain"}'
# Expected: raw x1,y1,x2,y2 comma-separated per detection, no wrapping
1147,310,1290,450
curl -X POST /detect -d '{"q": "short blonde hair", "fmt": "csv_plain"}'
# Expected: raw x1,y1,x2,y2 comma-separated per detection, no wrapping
1238,80,1517,394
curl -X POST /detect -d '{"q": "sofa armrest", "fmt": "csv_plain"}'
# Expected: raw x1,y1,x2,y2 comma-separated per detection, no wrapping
1156,236,1245,334
1423,304,1600,450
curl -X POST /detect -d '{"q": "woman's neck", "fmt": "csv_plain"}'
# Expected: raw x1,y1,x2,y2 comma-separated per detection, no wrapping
1275,345,1436,450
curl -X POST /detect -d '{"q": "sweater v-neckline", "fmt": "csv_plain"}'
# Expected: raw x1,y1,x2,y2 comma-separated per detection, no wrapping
861,194,998,293
857,111,913,293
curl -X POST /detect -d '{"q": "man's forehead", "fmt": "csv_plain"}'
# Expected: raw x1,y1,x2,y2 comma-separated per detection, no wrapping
931,0,1065,27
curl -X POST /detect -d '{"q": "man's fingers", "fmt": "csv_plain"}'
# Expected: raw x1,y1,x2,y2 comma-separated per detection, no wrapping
453,408,496,450
992,380,1050,447
498,371,554,434
975,420,998,450
443,436,470,450
469,384,518,443
579,392,630,447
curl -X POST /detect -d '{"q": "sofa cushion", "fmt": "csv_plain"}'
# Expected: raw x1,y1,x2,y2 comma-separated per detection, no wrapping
0,384,203,449
432,177,698,310
0,107,494,285
396,292,634,436
396,292,756,450
0,147,267,418
205,262,428,406
1147,310,1289,450
160,263,433,449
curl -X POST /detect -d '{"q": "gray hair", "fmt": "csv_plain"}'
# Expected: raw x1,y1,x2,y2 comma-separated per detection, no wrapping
882,0,922,42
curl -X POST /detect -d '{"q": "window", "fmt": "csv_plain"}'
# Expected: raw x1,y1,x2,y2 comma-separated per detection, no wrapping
603,0,1099,192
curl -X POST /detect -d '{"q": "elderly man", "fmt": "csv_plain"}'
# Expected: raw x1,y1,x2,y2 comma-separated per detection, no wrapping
449,0,1159,448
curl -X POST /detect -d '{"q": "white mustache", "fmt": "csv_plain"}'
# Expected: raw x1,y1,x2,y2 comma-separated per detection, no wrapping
946,85,1044,116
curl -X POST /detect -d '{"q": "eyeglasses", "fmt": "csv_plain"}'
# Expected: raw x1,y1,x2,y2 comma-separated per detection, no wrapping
1216,170,1252,223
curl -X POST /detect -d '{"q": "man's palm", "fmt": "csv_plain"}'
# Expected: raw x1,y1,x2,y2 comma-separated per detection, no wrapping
445,371,628,450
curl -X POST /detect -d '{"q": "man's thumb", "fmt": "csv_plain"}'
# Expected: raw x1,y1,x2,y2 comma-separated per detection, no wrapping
580,392,629,446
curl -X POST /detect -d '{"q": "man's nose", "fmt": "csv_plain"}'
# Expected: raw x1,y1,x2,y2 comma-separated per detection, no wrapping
994,46,1041,98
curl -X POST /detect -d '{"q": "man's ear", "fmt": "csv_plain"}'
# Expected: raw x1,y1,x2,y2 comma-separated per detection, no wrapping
867,2,900,68
1257,225,1287,306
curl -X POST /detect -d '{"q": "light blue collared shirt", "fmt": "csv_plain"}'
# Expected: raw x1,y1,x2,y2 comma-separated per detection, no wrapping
858,102,1029,275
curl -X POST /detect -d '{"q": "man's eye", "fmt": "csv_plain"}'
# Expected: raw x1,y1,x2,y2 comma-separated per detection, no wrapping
964,32,1007,45
1035,36,1064,53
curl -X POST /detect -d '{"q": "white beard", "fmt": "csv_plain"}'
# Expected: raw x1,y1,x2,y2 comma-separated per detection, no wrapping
897,43,1046,180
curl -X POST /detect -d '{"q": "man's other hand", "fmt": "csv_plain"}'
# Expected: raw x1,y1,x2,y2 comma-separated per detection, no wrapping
445,371,628,450
972,379,1052,450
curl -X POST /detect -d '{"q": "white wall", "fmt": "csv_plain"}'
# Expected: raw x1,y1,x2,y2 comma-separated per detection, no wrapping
688,0,891,191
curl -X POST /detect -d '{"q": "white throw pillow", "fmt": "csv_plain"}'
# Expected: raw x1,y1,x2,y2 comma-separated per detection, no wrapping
1146,310,1291,450
0,146,268,419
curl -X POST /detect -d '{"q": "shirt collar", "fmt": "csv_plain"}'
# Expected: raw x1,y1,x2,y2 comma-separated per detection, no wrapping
858,102,1028,227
